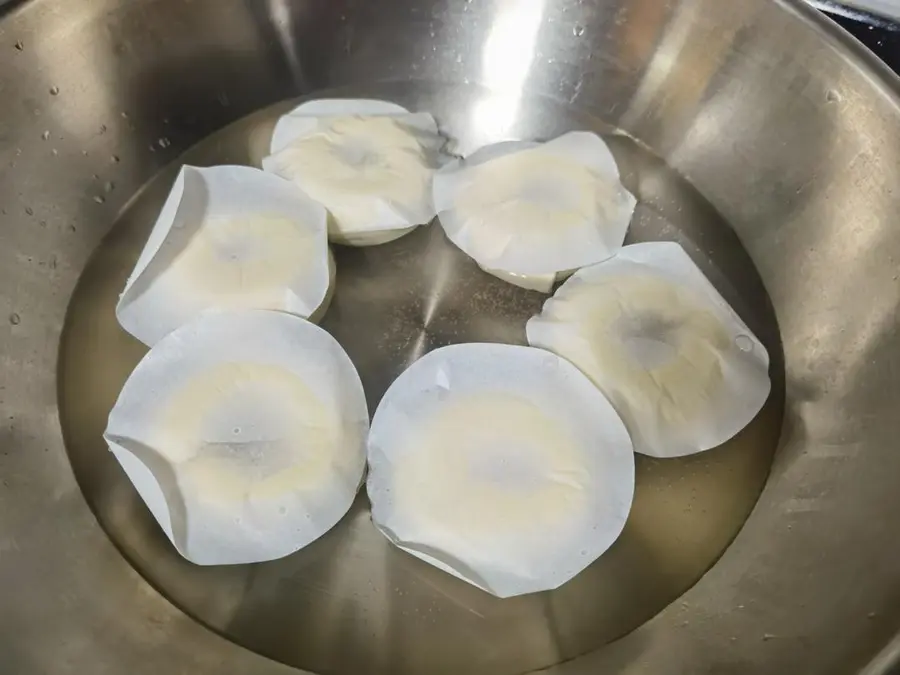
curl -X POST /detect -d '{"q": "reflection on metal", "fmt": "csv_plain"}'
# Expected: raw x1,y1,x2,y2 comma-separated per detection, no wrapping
267,0,305,85
472,0,545,139
808,0,900,24
622,0,752,153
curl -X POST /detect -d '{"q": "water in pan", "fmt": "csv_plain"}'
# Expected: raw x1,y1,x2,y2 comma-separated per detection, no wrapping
57,82,785,675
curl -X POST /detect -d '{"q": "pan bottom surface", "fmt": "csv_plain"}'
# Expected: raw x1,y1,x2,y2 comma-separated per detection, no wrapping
57,82,785,675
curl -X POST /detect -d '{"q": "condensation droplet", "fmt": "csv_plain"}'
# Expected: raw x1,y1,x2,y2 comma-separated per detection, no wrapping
158,137,171,148
41,130,50,141
735,335,754,352
573,24,585,36
826,89,841,103
49,86,60,96
9,313,21,325
93,195,105,204
104,181,115,193
14,40,24,51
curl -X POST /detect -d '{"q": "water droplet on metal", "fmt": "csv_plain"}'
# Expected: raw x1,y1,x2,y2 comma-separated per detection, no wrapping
825,89,841,103
93,195,106,204
104,181,115,193
158,137,171,148
14,40,24,51
111,155,121,163
573,24,585,36
49,86,60,96
24,206,33,216
51,148,58,156
41,130,50,141
9,313,21,325
99,124,108,134
120,111,129,119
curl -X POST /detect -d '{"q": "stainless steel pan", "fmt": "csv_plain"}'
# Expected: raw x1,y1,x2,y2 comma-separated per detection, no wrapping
2,0,900,673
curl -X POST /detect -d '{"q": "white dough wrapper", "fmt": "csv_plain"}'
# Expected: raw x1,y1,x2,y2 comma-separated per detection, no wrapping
478,265,559,293
478,266,576,293
433,133,637,287
116,165,333,347
262,99,449,246
527,241,772,458
367,343,635,598
105,310,370,566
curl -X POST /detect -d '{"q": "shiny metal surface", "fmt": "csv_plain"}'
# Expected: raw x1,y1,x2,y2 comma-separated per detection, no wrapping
3,1,900,674
814,0,900,22
56,92,784,675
